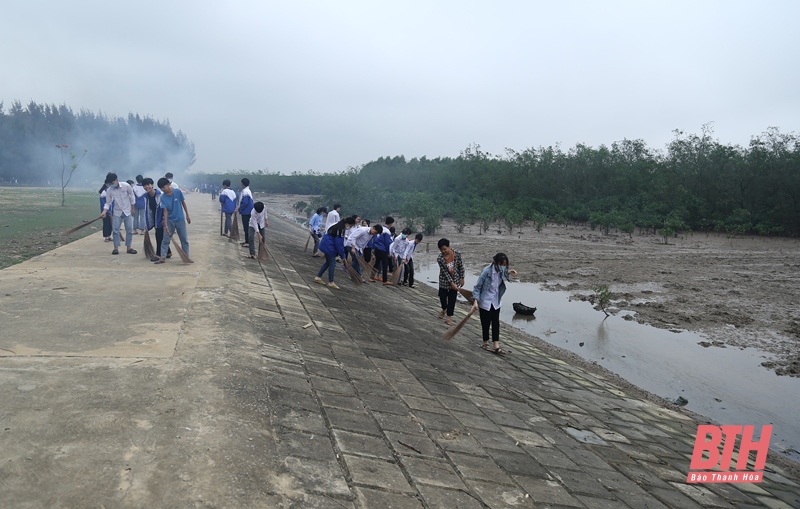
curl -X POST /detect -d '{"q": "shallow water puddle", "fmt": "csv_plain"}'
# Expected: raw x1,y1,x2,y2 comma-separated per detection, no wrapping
417,263,800,461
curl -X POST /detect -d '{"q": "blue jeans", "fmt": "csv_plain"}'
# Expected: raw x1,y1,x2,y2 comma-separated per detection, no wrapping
161,220,189,258
133,208,146,230
249,227,265,256
112,214,133,248
316,253,337,282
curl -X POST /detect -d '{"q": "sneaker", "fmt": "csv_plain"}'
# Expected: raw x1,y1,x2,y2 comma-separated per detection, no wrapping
327,282,340,289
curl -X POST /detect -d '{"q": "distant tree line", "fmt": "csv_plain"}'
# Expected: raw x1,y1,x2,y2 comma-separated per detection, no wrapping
202,125,800,238
0,100,196,186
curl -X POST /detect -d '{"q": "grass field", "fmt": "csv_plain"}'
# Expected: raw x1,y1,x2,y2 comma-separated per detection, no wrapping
0,187,102,270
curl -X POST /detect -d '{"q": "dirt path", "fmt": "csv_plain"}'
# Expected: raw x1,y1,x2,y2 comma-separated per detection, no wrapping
265,194,800,377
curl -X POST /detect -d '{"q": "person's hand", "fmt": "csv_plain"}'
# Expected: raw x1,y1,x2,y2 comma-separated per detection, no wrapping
335,256,342,263
100,210,106,219
450,282,458,290
186,215,191,225
509,269,518,277
130,207,135,216
471,301,479,311
459,279,465,287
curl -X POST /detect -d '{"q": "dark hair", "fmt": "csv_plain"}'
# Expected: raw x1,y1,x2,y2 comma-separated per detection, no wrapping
372,224,383,234
437,238,450,249
401,227,412,235
135,175,143,183
493,252,509,270
415,233,424,241
254,201,264,213
328,217,355,237
98,183,107,193
105,173,118,184
349,214,359,221
320,206,328,214
333,203,341,211
385,216,394,225
223,179,231,187
165,172,174,179
363,219,370,226
241,178,250,186
142,177,154,186
126,180,135,186
157,177,171,189
316,207,324,214
345,217,356,226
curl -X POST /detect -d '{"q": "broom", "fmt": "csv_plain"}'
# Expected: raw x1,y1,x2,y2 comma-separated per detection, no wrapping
386,259,404,285
304,231,313,252
354,253,377,278
229,213,240,242
143,229,157,259
257,233,269,262
166,225,193,263
342,259,363,286
64,215,103,236
457,287,473,301
442,308,477,341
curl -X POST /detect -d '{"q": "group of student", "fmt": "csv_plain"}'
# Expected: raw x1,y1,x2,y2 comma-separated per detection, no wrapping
308,204,423,290
218,177,269,259
99,171,189,264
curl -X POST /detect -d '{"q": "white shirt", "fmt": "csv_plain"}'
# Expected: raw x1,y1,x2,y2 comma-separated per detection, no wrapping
325,209,340,232
348,226,373,251
249,209,268,230
220,188,236,203
103,182,136,217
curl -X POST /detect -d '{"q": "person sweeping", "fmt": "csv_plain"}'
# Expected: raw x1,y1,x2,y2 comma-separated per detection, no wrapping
471,252,517,356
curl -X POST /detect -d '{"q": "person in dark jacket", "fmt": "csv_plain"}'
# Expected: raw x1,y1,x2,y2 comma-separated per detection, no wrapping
313,217,355,289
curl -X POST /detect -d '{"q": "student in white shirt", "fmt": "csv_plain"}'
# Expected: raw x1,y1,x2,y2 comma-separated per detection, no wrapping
325,203,341,232
247,201,269,259
402,233,424,288
100,172,137,255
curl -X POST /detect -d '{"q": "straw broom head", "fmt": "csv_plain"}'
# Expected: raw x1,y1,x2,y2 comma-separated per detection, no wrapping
457,287,473,301
304,231,312,252
354,253,376,277
343,259,363,285
387,261,403,285
64,215,103,236
229,213,240,241
143,230,157,259
166,226,193,263
442,308,477,341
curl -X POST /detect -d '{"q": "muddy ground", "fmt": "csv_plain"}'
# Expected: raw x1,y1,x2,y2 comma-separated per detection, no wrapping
265,195,800,378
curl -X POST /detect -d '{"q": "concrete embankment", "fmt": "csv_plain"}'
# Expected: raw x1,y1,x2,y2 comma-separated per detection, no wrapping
0,193,798,508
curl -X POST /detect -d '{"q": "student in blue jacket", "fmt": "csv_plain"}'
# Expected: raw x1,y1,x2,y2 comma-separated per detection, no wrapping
238,178,254,247
313,217,355,289
219,179,237,236
471,253,517,355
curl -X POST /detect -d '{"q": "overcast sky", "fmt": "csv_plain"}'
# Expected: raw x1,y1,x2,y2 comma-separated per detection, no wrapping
2,1,798,175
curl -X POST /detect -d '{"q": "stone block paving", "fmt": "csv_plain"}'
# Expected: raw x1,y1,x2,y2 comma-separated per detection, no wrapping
250,217,800,508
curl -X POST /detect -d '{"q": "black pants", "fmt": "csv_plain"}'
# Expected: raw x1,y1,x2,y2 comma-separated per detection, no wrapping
155,227,172,257
403,258,415,286
363,247,372,263
102,216,112,238
438,288,457,317
479,305,501,343
241,214,251,245
373,249,389,281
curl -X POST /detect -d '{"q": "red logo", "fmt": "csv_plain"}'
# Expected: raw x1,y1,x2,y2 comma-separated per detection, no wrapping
687,425,771,483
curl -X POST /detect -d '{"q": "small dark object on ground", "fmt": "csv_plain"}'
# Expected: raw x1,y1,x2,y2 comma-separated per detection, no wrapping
513,302,537,315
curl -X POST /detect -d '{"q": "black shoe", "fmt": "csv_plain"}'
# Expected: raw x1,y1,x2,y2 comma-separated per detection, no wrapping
408,285,415,288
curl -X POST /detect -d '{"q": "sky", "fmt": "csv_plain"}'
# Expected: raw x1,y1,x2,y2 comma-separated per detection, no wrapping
2,1,799,175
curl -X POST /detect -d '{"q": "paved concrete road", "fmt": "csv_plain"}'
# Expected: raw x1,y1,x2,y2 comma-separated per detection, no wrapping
1,193,798,508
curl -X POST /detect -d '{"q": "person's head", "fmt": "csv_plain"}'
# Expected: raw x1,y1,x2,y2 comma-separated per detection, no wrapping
414,233,423,244
437,238,451,255
135,174,143,184
241,177,250,188
142,177,155,194
361,218,369,227
320,206,328,214
165,172,174,180
400,227,411,239
349,214,360,224
370,224,383,235
126,179,135,186
105,172,119,187
333,203,341,212
385,216,394,226
254,201,264,213
157,177,172,195
492,252,509,270
316,207,324,215
222,179,231,188
344,216,356,229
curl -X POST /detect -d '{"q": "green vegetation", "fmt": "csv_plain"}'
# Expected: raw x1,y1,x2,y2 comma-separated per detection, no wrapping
0,188,99,270
593,285,612,317
193,125,800,238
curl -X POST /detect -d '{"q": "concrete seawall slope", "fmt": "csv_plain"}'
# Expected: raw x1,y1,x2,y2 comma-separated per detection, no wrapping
0,193,797,508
